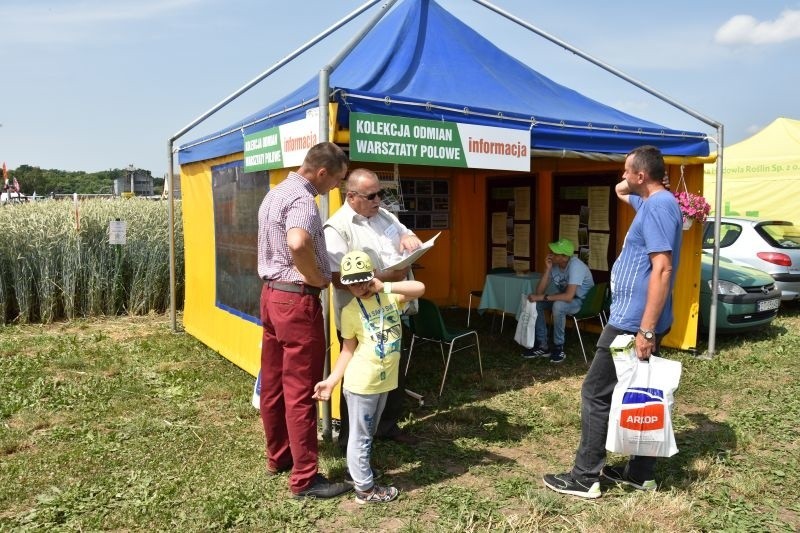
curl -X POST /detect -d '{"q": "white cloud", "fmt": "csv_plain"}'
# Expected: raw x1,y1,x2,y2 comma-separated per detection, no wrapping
745,123,765,135
715,9,800,45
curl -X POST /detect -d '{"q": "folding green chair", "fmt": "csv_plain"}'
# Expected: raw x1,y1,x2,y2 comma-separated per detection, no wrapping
407,298,482,396
600,282,611,324
567,282,608,364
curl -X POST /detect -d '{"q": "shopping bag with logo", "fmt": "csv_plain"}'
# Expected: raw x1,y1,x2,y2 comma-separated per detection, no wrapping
513,293,538,349
605,334,682,457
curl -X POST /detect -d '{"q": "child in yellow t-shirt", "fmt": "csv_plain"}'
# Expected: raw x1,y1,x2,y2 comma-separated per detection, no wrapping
313,250,424,504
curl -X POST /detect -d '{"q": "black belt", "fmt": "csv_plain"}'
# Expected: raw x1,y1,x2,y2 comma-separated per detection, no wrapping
264,279,322,296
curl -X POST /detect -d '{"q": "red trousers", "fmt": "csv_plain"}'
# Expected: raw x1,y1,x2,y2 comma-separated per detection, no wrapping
259,284,325,494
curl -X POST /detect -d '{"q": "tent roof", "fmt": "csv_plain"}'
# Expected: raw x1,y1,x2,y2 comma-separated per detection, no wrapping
723,117,800,162
705,117,800,182
179,0,709,165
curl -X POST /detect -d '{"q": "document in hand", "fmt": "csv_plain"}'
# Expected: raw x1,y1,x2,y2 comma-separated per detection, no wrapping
387,232,441,270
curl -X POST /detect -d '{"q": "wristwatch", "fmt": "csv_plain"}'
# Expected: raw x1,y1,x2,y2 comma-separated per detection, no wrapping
543,294,549,301
638,328,655,341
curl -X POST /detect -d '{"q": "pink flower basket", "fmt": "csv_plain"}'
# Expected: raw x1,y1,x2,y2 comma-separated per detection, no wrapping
674,191,711,224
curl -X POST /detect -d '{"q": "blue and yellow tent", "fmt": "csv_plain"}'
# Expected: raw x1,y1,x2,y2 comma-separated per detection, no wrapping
178,0,710,378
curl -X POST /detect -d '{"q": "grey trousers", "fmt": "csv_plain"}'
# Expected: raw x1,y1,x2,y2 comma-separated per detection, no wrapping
570,324,658,483
344,389,388,492
337,332,408,453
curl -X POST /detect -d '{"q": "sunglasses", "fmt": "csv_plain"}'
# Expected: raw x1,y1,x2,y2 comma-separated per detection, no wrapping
351,189,386,201
371,323,402,344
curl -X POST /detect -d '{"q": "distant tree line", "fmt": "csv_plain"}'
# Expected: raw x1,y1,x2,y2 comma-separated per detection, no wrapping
8,165,165,196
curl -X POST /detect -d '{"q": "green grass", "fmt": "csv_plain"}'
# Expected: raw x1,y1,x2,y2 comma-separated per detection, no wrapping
1,306,798,531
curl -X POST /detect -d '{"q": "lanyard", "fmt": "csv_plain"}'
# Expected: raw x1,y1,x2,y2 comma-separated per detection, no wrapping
356,293,385,359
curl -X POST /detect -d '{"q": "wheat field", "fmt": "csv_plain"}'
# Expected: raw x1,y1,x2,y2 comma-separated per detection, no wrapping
0,198,183,324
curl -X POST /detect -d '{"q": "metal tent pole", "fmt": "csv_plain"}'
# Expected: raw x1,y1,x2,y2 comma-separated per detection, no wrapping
165,0,381,333
706,129,724,357
316,0,402,441
168,147,176,331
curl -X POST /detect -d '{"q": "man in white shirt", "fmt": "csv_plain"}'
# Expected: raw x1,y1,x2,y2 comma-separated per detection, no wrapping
325,168,422,451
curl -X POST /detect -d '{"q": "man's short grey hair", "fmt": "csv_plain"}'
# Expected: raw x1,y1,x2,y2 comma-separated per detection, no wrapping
627,145,665,182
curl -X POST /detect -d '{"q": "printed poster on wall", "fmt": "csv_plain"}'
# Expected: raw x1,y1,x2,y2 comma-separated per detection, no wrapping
491,247,508,269
588,186,610,231
513,259,530,272
513,224,530,257
514,187,531,220
558,214,580,249
491,212,508,244
588,232,610,271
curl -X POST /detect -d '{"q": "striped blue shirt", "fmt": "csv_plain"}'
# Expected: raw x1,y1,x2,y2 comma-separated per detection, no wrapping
609,190,682,334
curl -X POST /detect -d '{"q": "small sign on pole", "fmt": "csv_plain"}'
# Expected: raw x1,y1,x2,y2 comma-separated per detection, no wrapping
109,219,127,245
74,193,80,230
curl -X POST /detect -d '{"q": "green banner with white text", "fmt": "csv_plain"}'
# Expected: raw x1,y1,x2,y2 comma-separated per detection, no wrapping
244,127,282,171
349,112,530,172
243,110,320,172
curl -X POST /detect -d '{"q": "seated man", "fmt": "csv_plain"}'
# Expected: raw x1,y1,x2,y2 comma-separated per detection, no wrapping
522,238,594,363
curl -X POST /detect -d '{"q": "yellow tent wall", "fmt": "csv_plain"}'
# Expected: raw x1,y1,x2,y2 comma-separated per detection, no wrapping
181,158,292,377
179,153,703,383
704,117,800,224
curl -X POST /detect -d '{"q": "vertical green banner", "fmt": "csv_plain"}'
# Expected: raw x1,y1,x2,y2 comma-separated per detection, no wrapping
244,127,282,172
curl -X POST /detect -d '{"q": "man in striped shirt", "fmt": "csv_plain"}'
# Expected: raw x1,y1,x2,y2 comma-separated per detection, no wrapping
257,142,350,499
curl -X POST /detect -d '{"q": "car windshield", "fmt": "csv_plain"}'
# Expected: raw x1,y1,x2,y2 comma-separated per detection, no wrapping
757,222,800,249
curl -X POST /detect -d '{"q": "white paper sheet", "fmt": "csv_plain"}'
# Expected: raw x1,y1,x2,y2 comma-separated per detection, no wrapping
588,186,610,231
491,246,508,269
491,212,507,244
558,214,580,248
513,223,530,257
386,232,441,270
514,187,531,220
588,232,610,271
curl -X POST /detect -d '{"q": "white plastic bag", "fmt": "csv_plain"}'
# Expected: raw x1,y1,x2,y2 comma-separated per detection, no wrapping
251,369,261,410
606,335,681,457
514,294,538,349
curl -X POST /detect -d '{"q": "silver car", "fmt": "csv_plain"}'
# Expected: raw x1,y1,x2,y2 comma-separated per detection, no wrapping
702,217,800,301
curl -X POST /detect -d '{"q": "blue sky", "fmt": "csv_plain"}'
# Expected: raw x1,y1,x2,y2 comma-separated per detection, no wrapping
1,0,799,174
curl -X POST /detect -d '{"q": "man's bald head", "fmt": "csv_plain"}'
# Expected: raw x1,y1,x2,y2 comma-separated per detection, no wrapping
345,168,383,218
346,168,379,190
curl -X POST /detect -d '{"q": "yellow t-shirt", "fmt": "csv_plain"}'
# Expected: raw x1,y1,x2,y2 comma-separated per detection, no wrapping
340,293,402,394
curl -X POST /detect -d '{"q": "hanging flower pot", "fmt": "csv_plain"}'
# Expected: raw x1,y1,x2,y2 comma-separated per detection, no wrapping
672,166,710,231
674,191,710,229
